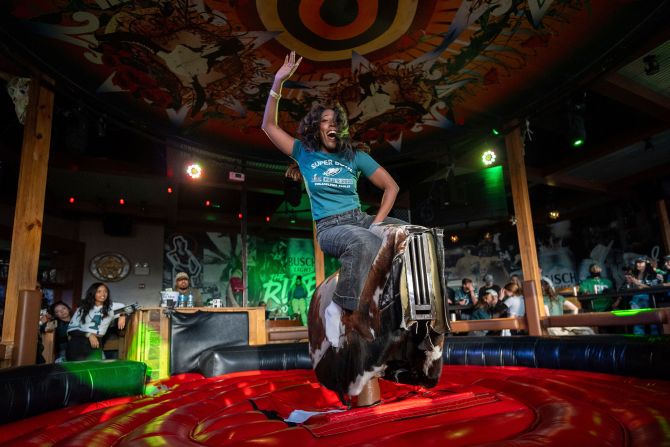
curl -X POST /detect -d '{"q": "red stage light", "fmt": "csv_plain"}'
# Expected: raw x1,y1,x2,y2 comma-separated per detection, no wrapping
167,186,173,194
68,197,75,204
119,198,125,205
205,200,211,207
265,216,270,222
238,213,243,220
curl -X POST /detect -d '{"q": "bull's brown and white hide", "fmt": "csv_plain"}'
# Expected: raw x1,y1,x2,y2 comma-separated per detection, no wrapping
308,225,446,404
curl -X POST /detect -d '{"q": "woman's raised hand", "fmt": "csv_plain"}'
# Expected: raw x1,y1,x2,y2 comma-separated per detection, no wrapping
275,51,302,82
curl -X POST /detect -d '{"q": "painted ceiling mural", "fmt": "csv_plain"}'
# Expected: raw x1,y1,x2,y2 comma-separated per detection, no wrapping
2,1,641,159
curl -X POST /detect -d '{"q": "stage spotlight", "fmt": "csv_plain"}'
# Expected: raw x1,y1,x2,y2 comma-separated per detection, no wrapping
482,149,496,166
491,128,500,136
450,234,459,243
186,163,202,179
68,197,75,204
549,210,560,220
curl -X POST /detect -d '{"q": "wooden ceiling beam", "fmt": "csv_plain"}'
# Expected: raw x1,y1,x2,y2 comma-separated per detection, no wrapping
591,72,670,123
609,161,670,191
526,167,608,193
542,121,668,179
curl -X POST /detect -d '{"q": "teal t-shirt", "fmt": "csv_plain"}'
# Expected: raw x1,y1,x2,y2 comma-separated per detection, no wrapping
291,140,380,220
543,295,566,316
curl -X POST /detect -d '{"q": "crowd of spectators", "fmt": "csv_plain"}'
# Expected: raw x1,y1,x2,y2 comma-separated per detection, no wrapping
448,254,670,336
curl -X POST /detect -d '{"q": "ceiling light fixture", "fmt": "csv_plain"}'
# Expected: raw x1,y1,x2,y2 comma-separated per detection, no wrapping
482,149,496,166
568,94,586,147
186,163,202,179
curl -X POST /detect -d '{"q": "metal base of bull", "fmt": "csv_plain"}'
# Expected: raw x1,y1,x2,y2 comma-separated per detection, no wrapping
309,225,450,407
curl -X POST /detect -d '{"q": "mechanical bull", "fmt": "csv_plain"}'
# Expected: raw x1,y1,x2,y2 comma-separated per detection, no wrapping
308,225,451,406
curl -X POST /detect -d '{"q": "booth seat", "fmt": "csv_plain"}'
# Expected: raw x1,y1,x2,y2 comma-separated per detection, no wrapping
0,360,146,424
195,335,670,379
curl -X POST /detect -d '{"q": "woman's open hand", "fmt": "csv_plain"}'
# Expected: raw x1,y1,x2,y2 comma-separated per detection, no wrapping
275,51,302,82
88,333,100,349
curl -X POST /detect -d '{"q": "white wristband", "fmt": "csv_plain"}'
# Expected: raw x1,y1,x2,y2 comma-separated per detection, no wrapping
270,89,281,100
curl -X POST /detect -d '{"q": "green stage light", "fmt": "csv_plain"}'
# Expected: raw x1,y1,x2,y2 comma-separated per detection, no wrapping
572,138,584,147
482,150,496,166
492,128,500,136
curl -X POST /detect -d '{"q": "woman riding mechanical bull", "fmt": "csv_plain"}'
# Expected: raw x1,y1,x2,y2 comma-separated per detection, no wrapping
262,52,449,407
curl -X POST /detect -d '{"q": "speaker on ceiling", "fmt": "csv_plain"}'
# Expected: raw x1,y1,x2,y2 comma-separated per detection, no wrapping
102,214,134,237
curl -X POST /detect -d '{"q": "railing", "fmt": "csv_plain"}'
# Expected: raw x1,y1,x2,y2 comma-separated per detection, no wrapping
447,283,670,335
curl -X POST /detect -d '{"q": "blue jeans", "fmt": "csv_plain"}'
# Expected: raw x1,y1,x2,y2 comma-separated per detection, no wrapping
315,208,405,311
630,294,659,335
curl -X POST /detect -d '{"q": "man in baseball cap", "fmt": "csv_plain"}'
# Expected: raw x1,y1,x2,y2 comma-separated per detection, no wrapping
174,272,203,306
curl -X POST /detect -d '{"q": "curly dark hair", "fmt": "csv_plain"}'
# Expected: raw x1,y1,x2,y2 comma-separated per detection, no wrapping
78,282,112,323
297,102,354,160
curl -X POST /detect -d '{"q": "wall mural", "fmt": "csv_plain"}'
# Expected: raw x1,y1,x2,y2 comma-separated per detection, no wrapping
163,231,337,317
4,0,635,158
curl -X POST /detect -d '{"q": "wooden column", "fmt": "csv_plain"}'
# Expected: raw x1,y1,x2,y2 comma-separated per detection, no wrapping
504,124,545,329
657,199,670,255
0,77,54,365
313,222,325,285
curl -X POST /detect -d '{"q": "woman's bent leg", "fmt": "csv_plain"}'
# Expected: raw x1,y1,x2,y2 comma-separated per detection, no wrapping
317,224,382,311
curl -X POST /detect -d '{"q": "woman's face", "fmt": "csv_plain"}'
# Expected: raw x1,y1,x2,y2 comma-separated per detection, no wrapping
54,304,70,320
319,109,337,151
94,285,109,305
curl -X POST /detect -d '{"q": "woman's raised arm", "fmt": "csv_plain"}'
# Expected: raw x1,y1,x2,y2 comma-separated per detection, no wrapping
261,51,303,156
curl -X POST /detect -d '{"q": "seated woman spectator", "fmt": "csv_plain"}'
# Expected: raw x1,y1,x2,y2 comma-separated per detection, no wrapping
501,282,525,336
47,301,72,362
626,258,661,335
66,283,126,361
502,282,525,317
543,280,595,335
469,289,499,336
543,280,578,317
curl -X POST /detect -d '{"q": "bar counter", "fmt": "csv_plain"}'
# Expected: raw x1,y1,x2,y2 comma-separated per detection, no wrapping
125,306,267,380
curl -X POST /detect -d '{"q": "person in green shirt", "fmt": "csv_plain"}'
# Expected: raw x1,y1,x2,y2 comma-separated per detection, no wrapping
579,263,617,312
289,276,309,325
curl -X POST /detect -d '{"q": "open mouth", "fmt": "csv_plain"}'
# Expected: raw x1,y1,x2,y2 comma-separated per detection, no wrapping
326,131,337,140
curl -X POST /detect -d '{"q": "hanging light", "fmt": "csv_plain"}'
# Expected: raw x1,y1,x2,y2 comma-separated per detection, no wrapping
549,210,560,220
568,94,586,147
450,234,459,243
